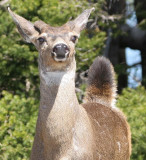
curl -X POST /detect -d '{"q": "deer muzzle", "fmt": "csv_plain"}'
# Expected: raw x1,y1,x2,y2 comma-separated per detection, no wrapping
52,43,70,62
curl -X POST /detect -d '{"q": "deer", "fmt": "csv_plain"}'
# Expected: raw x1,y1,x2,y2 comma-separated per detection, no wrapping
8,7,131,160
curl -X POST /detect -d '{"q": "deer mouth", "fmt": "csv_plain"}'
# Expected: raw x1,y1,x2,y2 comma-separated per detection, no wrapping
51,51,69,62
54,56,68,62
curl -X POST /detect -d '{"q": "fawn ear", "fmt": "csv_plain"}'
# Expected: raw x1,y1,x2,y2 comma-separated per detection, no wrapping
72,8,95,32
8,7,39,43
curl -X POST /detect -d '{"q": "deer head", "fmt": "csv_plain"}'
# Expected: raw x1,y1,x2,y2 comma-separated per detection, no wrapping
8,7,94,72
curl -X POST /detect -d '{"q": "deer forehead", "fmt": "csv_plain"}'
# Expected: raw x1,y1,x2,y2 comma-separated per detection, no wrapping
37,23,79,38
40,31,79,39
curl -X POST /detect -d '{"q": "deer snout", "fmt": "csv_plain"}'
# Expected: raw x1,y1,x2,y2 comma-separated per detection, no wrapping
52,43,70,62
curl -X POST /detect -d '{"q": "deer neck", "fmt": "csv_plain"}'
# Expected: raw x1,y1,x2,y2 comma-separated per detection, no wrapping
39,59,77,107
38,58,79,136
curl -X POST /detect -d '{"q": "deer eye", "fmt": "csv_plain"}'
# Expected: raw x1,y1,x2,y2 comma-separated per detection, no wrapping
70,35,78,43
37,37,45,44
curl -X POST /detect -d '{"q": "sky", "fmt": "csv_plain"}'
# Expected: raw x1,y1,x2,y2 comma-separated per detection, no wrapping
125,48,142,88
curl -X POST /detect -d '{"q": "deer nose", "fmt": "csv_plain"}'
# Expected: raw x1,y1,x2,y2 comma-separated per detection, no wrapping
52,43,70,59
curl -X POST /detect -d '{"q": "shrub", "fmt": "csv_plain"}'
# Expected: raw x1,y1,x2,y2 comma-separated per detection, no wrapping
0,91,38,160
117,86,146,160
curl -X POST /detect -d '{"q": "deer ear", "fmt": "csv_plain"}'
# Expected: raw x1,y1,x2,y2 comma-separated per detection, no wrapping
72,8,95,32
8,7,39,43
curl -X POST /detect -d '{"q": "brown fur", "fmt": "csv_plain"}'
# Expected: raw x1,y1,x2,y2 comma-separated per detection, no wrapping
83,103,131,160
9,7,131,160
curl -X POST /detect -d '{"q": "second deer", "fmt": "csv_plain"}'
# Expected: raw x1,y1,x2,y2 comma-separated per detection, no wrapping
9,7,131,160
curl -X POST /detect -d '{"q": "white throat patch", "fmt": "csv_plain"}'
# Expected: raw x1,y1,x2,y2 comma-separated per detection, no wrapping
40,69,75,86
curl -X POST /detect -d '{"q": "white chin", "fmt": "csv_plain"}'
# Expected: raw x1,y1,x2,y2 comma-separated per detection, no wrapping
54,57,67,62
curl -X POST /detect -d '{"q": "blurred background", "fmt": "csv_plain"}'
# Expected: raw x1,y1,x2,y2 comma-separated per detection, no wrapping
0,0,146,159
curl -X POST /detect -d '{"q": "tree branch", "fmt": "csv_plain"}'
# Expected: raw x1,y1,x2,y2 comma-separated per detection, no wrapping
120,24,146,50
0,0,9,6
127,62,141,68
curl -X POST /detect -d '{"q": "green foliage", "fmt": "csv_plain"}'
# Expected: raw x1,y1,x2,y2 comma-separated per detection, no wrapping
0,91,38,160
135,0,146,30
0,5,39,97
76,30,106,71
117,87,146,160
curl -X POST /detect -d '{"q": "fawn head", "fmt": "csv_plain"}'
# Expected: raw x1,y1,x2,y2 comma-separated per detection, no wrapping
8,8,94,71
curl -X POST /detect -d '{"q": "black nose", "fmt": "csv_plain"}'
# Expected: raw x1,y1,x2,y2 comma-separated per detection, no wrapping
52,43,70,59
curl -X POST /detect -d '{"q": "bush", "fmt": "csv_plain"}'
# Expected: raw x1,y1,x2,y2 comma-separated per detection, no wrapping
117,87,146,160
0,91,38,160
